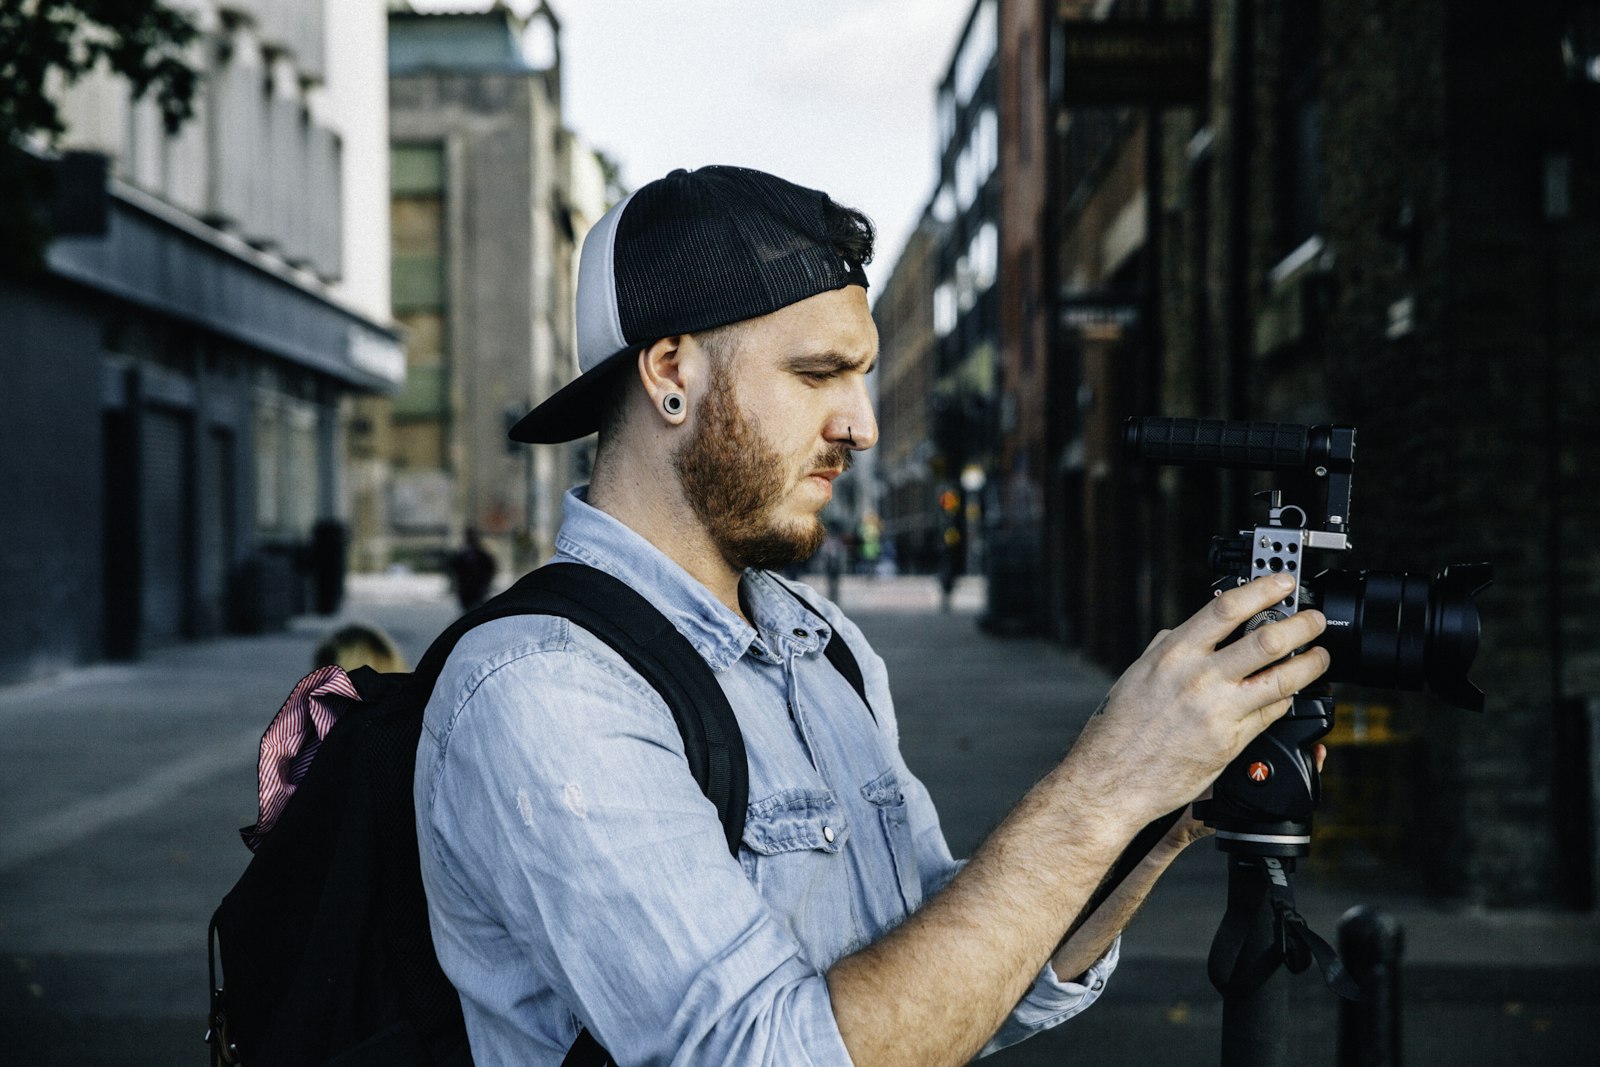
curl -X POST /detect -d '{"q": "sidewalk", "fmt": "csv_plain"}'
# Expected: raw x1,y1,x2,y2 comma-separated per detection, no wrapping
0,572,1594,1065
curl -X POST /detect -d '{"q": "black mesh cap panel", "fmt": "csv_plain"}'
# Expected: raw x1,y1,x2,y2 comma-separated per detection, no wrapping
613,166,866,345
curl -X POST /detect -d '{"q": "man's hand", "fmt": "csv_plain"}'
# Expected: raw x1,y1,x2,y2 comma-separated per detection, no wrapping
1048,633,1334,984
1067,574,1331,831
827,575,1331,1067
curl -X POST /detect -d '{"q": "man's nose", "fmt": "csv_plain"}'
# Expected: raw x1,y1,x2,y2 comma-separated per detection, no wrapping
827,377,878,451
844,412,878,451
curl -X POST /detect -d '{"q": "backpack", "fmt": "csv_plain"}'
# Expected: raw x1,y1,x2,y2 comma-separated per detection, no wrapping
207,561,869,1067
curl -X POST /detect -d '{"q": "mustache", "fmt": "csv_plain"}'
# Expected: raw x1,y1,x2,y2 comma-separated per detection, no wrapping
810,445,854,475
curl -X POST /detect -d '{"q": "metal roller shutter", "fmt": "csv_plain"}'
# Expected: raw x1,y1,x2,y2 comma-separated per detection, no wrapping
140,408,193,644
195,427,235,635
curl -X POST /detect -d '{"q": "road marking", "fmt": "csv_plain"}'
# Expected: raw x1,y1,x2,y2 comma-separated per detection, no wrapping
0,728,261,872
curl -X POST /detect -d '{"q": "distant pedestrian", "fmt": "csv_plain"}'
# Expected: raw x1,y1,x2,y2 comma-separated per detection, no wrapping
938,527,962,612
819,525,847,603
856,512,882,576
449,527,497,611
312,622,408,673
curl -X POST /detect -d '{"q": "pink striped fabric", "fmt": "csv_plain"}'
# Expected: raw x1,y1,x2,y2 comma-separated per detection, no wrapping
241,665,363,852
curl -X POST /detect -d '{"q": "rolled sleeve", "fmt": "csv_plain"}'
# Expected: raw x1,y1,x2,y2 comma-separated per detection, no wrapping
417,623,854,1067
981,936,1121,1056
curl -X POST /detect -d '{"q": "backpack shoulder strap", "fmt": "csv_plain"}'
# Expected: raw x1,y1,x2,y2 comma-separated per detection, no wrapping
416,561,749,856
417,563,751,1067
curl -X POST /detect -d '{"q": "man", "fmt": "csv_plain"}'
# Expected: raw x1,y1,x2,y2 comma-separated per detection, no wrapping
449,527,498,611
414,166,1329,1065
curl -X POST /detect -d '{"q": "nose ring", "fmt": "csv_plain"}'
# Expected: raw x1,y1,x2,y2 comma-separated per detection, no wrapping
847,426,856,447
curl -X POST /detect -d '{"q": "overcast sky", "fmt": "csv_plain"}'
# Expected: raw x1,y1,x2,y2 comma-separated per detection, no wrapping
407,0,974,290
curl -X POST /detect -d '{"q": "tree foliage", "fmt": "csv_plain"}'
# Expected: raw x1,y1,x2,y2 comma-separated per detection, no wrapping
1,0,200,272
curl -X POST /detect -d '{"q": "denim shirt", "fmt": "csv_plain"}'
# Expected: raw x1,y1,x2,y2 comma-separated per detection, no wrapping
415,488,1118,1066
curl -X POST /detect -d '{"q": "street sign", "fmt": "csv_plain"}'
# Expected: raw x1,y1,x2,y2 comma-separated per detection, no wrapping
1058,18,1209,107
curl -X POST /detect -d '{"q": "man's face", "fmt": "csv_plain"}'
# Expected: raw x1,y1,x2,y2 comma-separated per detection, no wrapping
671,286,878,572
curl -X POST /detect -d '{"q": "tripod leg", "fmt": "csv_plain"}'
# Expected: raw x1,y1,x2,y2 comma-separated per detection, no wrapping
1218,856,1289,1067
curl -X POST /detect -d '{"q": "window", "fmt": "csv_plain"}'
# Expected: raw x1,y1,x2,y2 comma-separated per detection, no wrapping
969,222,998,293
390,143,450,430
253,386,321,537
391,143,446,313
956,142,977,210
1276,1,1323,254
955,109,998,211
955,253,975,313
954,0,998,105
254,394,280,530
975,108,998,183
934,281,958,338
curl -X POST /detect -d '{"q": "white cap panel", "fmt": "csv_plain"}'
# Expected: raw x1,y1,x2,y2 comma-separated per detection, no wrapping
575,190,636,372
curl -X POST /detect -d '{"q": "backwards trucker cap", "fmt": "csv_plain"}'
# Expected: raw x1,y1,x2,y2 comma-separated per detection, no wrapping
508,165,871,444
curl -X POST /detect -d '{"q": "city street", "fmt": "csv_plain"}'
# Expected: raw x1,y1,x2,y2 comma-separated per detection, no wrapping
1,574,1595,1065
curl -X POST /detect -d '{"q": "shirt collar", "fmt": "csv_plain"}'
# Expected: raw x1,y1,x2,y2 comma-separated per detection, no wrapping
742,570,831,659
553,487,827,671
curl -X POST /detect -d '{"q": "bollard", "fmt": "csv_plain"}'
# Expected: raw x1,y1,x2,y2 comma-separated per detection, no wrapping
1337,905,1404,1067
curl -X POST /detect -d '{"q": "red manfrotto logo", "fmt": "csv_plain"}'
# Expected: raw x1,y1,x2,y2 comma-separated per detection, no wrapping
1247,761,1271,783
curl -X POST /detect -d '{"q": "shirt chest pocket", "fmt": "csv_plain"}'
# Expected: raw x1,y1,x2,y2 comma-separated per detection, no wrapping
738,787,853,943
740,788,849,866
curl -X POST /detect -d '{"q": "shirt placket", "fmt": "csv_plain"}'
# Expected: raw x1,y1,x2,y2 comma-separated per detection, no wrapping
781,638,836,787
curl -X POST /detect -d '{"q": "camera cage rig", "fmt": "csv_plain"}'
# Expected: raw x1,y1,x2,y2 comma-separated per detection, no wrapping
1122,416,1493,851
1123,418,1354,853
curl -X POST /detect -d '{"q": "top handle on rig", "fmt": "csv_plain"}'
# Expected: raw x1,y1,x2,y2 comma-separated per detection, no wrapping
1124,416,1355,473
1124,416,1357,538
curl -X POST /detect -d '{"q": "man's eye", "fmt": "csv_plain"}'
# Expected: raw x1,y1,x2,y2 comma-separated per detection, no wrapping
802,370,836,383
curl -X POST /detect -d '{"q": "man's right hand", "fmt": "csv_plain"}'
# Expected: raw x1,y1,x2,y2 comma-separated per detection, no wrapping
827,573,1332,1067
1069,573,1331,829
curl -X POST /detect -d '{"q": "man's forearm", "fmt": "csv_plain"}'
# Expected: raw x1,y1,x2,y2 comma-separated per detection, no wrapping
1049,837,1186,982
823,575,1331,1067
826,752,1139,1067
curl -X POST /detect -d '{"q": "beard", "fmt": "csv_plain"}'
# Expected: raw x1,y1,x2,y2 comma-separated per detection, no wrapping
672,369,851,572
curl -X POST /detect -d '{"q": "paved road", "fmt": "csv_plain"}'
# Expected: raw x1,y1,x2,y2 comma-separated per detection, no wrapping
1,574,1595,1065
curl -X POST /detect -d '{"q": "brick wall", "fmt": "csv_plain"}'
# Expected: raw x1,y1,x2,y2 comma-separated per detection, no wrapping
1145,0,1600,904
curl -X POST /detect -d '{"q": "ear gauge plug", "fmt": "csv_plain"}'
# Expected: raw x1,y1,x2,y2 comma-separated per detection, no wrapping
661,392,685,417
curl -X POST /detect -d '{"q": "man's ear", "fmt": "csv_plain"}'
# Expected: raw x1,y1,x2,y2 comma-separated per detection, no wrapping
639,336,689,425
638,336,684,391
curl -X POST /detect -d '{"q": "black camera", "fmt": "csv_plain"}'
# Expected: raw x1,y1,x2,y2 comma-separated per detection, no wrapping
1124,416,1491,856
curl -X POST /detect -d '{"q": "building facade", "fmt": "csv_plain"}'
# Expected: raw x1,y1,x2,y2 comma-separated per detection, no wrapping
872,213,943,574
1059,0,1600,905
357,3,601,578
932,0,1004,589
872,0,1600,905
1045,1,1170,658
1,0,401,684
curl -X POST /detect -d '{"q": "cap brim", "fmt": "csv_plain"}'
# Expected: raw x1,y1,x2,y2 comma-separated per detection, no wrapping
507,349,634,444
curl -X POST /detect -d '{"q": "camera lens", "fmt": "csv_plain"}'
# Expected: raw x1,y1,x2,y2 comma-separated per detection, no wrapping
1307,563,1493,711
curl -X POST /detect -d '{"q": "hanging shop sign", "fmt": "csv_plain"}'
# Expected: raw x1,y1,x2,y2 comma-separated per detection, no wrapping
1057,18,1210,107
